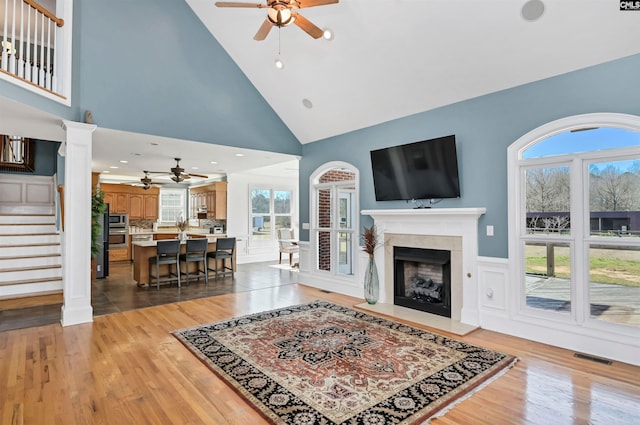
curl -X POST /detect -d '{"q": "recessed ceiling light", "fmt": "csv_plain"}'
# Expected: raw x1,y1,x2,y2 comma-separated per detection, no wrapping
302,98,313,109
119,160,128,164
274,58,284,69
109,166,119,169
322,28,334,40
192,166,199,170
235,153,245,157
102,170,110,173
210,161,218,164
521,0,544,21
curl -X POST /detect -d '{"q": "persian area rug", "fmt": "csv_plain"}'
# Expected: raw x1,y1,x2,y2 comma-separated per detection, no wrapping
172,301,517,425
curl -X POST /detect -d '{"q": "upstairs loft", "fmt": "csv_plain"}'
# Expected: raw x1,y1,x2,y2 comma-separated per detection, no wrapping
0,0,70,104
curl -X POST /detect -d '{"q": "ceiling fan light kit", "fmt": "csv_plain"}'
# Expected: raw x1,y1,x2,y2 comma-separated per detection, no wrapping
215,0,339,40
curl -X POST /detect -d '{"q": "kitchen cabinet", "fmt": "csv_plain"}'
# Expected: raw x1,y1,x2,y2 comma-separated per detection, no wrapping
189,182,227,220
99,183,159,220
129,194,144,220
144,195,158,219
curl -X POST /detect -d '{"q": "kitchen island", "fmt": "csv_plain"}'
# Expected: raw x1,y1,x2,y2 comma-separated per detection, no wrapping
132,235,232,286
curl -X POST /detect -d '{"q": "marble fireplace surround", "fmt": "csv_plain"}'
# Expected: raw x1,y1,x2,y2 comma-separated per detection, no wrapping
358,208,486,335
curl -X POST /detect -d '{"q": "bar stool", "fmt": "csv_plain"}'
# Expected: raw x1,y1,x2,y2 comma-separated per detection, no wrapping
179,238,209,285
148,239,181,290
207,237,236,279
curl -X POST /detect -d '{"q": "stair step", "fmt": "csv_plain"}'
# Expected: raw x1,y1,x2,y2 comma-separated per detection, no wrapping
0,266,62,283
0,214,56,225
0,291,63,309
0,234,61,245
0,244,61,257
0,277,63,298
0,264,62,273
0,224,57,235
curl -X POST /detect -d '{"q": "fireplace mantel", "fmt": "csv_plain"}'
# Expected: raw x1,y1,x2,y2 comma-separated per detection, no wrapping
361,208,486,330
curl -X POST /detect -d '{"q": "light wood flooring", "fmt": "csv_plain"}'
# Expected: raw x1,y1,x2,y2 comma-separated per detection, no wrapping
1,280,639,423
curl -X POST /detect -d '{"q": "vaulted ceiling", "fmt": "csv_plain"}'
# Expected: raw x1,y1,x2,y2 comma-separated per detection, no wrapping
186,0,640,144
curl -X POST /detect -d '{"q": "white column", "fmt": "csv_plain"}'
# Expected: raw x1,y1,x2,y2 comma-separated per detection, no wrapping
60,120,96,326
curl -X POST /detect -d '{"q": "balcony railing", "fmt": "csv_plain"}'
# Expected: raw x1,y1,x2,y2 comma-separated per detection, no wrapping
1,0,67,100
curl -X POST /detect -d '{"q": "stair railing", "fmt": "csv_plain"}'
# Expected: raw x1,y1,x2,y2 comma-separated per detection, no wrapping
1,0,65,97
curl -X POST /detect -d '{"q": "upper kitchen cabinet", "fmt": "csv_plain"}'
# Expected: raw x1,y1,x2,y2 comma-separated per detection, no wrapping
189,182,227,220
100,183,160,220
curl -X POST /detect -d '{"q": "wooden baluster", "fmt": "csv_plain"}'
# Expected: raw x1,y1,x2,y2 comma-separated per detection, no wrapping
1,0,7,72
17,0,24,78
39,9,44,87
9,0,16,74
51,16,57,92
45,18,51,88
31,7,37,83
25,1,31,81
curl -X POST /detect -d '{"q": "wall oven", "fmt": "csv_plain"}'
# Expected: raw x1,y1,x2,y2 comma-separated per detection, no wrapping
109,213,129,249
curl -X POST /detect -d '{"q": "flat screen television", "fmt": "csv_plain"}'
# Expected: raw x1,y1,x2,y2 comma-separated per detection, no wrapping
370,135,460,202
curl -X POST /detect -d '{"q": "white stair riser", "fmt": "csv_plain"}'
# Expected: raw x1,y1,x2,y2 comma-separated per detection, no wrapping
0,225,58,235
0,279,63,298
0,234,60,245
0,215,56,225
0,256,61,269
0,205,55,215
0,267,62,282
0,245,60,257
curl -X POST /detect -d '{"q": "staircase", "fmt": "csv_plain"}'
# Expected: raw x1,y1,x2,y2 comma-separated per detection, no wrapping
0,210,63,303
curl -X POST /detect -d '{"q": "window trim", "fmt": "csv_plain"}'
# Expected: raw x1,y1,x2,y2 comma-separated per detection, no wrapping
248,185,295,243
309,161,359,280
508,112,640,338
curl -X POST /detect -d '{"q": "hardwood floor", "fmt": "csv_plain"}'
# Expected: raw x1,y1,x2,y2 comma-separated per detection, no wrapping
1,282,639,423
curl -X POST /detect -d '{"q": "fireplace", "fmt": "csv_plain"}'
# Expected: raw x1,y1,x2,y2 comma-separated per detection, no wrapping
394,246,451,318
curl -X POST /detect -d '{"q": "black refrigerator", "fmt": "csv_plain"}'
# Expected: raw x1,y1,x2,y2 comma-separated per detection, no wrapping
96,203,110,278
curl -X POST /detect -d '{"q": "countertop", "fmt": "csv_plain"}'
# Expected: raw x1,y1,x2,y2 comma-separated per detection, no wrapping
132,234,227,247
129,228,220,236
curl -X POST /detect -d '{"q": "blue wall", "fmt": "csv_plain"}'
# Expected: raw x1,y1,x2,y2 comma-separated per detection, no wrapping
0,140,60,176
299,54,640,258
75,0,301,156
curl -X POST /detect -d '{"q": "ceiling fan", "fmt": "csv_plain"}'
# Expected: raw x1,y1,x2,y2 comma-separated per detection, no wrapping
122,170,167,190
215,0,339,41
167,158,208,183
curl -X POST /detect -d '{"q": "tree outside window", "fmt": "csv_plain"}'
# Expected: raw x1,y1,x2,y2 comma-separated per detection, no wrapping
251,188,293,241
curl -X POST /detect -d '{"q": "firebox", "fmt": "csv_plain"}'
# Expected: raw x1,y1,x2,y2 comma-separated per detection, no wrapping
393,246,451,318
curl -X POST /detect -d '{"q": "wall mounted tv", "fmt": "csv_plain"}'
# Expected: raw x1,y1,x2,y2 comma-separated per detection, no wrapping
370,135,460,202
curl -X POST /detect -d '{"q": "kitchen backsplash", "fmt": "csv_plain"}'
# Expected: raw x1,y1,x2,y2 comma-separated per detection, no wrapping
129,219,226,230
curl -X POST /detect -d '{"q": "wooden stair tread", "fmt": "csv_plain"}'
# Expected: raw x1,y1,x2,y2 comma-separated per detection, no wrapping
0,264,62,273
0,233,59,236
0,213,55,216
0,291,63,309
0,242,61,248
0,276,62,286
0,253,61,260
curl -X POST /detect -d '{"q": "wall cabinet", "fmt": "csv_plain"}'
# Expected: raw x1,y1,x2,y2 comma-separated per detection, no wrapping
100,183,159,220
189,182,227,220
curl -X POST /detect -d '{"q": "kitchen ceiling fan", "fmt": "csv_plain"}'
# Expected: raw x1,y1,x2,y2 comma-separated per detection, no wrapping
215,0,339,41
167,157,208,183
122,170,167,190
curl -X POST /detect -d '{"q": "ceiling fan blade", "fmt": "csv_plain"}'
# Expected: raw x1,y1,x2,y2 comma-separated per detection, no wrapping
293,13,323,39
254,18,273,41
297,0,338,8
187,173,209,179
215,2,266,8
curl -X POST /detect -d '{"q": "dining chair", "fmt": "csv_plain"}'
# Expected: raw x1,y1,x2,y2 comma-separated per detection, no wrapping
179,238,208,285
148,239,181,290
277,228,298,266
207,237,236,279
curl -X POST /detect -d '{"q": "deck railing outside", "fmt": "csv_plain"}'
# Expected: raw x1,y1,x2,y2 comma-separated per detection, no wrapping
1,0,65,98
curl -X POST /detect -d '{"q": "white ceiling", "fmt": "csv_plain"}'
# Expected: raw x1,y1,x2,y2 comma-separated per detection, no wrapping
186,0,640,144
2,0,639,182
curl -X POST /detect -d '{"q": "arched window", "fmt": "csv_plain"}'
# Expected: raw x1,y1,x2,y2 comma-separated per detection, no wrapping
310,162,359,278
508,113,640,337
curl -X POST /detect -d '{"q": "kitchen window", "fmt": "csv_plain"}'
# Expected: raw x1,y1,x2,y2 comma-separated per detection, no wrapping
159,188,187,223
250,187,294,241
